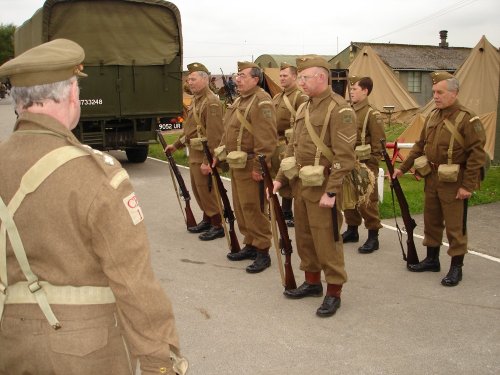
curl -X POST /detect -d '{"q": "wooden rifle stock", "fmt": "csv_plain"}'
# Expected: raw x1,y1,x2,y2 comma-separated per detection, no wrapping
258,155,297,290
380,139,419,267
157,131,197,229
201,140,240,253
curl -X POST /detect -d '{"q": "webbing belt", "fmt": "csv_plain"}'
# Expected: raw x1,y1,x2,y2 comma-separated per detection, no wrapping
0,146,113,329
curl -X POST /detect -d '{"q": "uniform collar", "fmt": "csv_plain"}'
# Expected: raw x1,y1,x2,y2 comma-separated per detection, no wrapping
310,87,332,106
352,97,369,111
14,111,79,142
283,84,299,95
439,100,461,117
240,85,259,98
193,86,210,100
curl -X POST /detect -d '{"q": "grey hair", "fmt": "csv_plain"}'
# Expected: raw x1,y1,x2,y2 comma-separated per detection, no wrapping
446,77,459,92
11,77,76,109
249,67,263,85
195,71,209,79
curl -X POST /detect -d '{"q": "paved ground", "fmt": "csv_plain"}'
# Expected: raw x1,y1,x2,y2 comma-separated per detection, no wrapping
1,97,499,374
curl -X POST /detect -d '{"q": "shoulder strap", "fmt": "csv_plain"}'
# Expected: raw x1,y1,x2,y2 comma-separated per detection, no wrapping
360,108,373,146
192,97,208,138
235,94,257,150
304,101,336,164
443,111,466,148
0,146,90,329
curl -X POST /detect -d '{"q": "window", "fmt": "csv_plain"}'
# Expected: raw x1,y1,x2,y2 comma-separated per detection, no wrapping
408,72,421,93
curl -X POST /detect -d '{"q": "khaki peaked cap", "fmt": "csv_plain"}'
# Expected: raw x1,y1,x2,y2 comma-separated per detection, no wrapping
431,71,454,85
348,75,362,86
187,62,210,74
237,61,260,72
296,55,331,72
0,39,87,87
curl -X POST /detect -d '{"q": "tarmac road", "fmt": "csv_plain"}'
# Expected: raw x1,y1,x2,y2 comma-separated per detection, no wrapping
1,96,499,374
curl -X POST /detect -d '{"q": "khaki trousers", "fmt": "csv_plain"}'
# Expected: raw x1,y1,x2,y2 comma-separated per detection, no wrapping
293,180,348,285
230,163,271,250
0,304,134,375
423,171,468,256
189,160,219,218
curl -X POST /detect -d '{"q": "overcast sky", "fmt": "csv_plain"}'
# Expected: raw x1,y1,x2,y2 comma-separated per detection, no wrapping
2,0,499,73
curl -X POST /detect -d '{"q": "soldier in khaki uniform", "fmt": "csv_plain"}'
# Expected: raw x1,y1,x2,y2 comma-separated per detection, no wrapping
273,55,356,317
272,62,308,227
0,39,187,375
215,61,277,273
342,76,386,253
394,71,486,287
167,62,225,241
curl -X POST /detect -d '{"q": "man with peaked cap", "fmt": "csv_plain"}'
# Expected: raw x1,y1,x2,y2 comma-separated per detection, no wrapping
393,71,486,287
0,39,187,375
215,61,277,273
342,76,386,253
271,62,309,227
273,55,356,317
167,62,225,241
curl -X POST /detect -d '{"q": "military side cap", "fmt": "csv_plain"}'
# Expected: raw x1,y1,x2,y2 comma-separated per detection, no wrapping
187,62,209,74
296,55,331,72
348,76,363,86
280,62,294,70
0,38,86,87
431,71,454,84
237,61,259,72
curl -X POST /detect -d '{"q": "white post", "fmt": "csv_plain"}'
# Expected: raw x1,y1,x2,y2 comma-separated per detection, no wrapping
378,167,384,203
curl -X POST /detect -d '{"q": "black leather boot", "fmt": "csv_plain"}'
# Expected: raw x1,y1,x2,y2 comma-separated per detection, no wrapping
246,251,271,273
187,220,211,233
227,245,257,261
342,225,359,243
408,246,440,272
358,229,379,254
441,255,464,287
199,226,225,241
283,282,323,299
316,296,341,317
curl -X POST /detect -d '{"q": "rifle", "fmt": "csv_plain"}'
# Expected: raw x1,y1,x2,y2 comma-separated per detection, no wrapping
258,154,297,290
201,140,240,253
157,131,197,229
380,139,419,267
220,69,234,104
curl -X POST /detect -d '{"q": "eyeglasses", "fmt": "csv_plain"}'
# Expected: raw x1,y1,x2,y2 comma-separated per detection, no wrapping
297,73,318,82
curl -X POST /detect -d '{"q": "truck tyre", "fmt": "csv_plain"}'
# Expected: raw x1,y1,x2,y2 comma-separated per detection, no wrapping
126,145,149,163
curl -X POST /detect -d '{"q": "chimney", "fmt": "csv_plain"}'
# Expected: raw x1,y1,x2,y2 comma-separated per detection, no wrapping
439,30,449,48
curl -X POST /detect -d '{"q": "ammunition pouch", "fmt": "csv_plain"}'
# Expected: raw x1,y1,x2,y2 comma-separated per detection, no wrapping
299,165,325,187
355,144,372,161
438,163,460,182
189,137,206,151
413,155,431,177
214,145,227,161
226,150,248,169
280,156,299,180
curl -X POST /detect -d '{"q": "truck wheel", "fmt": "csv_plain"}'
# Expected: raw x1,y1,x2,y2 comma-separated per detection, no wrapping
126,145,149,163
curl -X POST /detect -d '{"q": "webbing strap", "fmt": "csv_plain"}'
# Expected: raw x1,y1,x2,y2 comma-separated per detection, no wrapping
235,94,257,151
304,101,336,164
192,97,208,138
360,108,373,146
0,146,89,329
5,281,115,305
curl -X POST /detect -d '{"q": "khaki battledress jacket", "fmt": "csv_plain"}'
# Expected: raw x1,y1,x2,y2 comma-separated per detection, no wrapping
220,86,277,250
399,100,486,256
174,86,224,218
273,85,308,139
0,112,181,374
276,88,357,285
344,98,385,229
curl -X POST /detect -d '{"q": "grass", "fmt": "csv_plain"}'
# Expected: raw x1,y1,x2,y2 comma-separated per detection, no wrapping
151,127,500,219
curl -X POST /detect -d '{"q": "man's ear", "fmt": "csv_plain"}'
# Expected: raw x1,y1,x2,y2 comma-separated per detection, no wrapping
69,79,79,103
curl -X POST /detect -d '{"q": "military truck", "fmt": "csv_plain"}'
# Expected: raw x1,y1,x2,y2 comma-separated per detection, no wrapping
14,0,183,162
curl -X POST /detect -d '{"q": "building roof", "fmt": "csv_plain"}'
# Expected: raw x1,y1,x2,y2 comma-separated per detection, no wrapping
349,42,471,71
255,54,335,69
